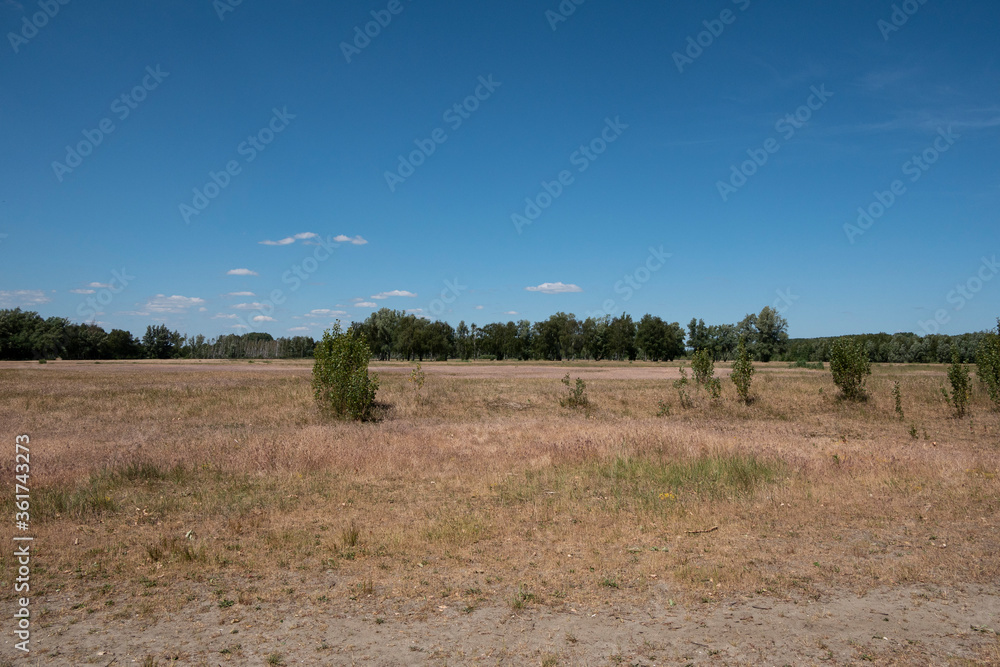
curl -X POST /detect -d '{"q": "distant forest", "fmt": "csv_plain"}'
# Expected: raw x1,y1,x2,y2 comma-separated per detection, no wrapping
2,306,995,364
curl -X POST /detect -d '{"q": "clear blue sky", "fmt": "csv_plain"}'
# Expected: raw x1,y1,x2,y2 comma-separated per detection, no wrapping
2,0,998,339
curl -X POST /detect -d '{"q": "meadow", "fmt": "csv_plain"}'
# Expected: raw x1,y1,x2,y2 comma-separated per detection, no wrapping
1,359,998,665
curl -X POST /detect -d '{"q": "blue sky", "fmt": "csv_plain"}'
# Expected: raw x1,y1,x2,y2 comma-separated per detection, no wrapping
2,0,998,339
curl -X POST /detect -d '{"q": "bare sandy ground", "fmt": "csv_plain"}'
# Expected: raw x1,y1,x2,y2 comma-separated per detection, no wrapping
13,583,998,665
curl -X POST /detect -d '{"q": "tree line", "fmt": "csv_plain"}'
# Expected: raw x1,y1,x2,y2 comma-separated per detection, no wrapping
0,309,315,360
0,306,992,364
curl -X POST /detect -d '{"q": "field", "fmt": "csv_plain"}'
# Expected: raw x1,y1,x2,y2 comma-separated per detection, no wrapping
2,359,999,665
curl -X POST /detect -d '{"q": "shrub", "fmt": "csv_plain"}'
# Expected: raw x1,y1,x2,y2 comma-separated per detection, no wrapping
691,349,714,387
408,362,426,404
892,381,904,420
730,337,754,404
673,364,692,409
976,319,1000,409
829,337,871,401
559,373,588,409
312,323,379,421
942,350,971,418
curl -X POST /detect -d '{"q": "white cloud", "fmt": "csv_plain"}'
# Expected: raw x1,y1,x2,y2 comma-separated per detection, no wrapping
475,305,484,310
145,294,206,313
406,308,424,314
227,268,258,276
225,291,256,297
372,290,417,299
503,311,519,315
354,302,378,308
259,232,319,246
213,313,239,319
232,302,265,310
305,309,347,318
70,289,95,294
233,324,249,330
198,307,207,312
525,282,582,294
334,234,368,245
287,326,310,332
252,315,276,323
87,281,111,288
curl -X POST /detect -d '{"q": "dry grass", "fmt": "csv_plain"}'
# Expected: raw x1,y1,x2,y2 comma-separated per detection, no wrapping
1,359,998,625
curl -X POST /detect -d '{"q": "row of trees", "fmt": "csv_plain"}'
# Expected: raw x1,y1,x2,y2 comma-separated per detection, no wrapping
0,310,315,360
351,306,790,362
784,331,986,365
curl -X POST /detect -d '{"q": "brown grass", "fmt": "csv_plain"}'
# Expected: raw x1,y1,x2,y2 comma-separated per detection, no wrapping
1,359,998,624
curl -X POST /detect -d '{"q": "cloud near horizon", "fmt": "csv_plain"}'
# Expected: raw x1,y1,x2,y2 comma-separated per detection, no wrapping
226,268,258,276
372,290,416,299
0,290,51,307
145,294,206,313
525,282,582,294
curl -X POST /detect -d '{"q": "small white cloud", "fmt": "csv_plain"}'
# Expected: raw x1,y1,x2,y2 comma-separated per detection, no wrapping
372,290,417,299
233,324,249,330
232,302,265,310
225,291,256,297
259,232,319,246
227,268,258,276
406,308,424,314
305,309,347,318
198,307,207,312
252,315,276,323
70,289,95,294
287,326,310,332
475,305,484,310
525,282,582,294
503,311,519,315
213,313,239,320
145,294,206,313
87,281,111,289
354,302,378,308
334,234,368,245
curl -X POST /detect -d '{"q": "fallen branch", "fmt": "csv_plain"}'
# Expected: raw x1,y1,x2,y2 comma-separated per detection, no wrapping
686,526,719,534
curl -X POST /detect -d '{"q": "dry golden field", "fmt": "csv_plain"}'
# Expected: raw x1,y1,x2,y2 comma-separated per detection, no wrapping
1,359,999,665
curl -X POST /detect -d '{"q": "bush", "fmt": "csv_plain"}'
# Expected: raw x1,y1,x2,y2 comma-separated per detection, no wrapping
943,350,971,418
976,319,1000,409
730,337,754,404
560,373,589,409
691,349,714,387
830,337,871,401
312,323,379,421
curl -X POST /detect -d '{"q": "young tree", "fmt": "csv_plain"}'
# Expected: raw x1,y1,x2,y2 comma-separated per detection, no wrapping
830,336,871,401
312,322,379,421
730,336,755,403
976,318,1000,409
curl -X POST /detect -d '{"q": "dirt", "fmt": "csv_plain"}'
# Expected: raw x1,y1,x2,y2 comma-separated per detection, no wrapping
9,584,998,665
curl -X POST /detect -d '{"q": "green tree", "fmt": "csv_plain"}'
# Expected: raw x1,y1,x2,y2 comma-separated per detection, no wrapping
312,322,379,421
943,349,971,418
730,336,754,403
143,324,177,359
830,337,871,401
976,319,1000,409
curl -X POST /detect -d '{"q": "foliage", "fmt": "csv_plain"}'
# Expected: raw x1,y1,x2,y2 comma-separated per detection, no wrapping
730,337,754,403
942,350,971,418
312,323,379,421
559,373,589,409
673,364,692,409
690,349,714,387
830,337,871,401
892,381,904,421
976,319,1000,409
408,362,426,403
